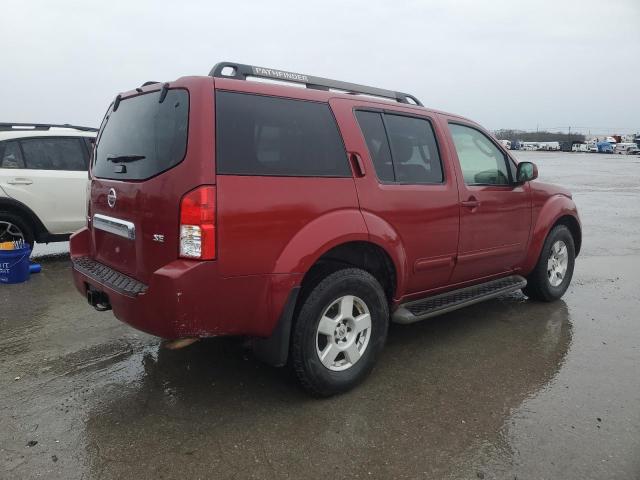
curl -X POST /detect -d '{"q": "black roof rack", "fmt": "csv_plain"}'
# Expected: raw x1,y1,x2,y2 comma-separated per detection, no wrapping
209,62,423,106
0,122,98,132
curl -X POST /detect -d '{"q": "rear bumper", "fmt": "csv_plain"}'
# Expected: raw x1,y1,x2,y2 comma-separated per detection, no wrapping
70,228,301,339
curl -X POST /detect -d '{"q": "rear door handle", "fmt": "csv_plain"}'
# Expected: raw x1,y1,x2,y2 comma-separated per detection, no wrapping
461,197,480,208
7,178,33,185
349,152,366,177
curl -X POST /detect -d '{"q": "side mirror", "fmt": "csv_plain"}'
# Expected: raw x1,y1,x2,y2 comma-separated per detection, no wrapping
516,161,538,183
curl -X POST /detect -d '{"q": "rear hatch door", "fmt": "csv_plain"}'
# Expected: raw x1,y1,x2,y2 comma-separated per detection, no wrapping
89,83,213,283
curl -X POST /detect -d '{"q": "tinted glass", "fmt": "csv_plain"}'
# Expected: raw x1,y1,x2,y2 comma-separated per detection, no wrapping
449,124,510,185
0,141,25,169
354,111,394,182
216,92,349,177
385,114,444,184
21,137,86,171
93,89,189,180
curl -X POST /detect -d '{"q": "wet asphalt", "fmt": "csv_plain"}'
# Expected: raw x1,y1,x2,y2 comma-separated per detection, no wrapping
1,152,639,480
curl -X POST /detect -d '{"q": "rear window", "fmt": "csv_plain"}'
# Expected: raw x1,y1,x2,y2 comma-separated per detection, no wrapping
216,91,349,177
93,89,189,180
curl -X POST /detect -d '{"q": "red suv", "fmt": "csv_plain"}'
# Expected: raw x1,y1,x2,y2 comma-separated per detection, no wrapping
71,62,581,396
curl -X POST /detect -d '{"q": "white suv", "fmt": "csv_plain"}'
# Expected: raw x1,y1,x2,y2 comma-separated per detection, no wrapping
0,123,97,247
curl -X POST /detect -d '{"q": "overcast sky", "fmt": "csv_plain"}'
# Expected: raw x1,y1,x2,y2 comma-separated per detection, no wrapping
2,0,639,134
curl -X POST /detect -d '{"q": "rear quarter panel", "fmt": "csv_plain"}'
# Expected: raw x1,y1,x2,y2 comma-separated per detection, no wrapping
216,176,364,276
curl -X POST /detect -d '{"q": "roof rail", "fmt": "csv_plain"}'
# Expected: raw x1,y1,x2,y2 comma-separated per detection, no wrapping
209,62,423,106
0,122,98,132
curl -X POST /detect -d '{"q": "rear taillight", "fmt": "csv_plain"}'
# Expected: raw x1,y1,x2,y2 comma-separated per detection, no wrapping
179,186,216,260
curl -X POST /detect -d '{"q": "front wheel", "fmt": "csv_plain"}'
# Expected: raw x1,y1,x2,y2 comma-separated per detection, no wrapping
523,225,575,302
290,268,389,397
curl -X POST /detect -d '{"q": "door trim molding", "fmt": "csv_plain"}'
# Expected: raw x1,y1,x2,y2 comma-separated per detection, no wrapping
457,242,522,264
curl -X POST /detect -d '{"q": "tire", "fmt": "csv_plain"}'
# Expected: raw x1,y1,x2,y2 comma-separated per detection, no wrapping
523,225,575,302
0,211,35,248
290,268,389,397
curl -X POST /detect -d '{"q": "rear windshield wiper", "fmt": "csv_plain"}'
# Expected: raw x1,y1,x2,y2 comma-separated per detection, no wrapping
106,154,146,163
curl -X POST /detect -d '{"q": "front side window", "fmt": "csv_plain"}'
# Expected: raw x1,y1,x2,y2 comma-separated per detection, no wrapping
0,141,25,169
20,137,86,171
449,124,510,185
216,91,349,177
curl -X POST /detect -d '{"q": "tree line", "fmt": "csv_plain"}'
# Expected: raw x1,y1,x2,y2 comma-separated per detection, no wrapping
495,129,586,143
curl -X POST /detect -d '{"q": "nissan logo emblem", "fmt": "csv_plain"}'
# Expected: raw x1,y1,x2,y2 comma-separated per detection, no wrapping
107,188,117,208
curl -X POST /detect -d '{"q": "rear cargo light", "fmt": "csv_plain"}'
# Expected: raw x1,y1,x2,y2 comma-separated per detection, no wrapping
179,186,216,260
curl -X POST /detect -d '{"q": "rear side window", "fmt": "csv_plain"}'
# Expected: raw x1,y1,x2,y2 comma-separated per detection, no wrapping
385,114,443,184
20,137,86,171
216,91,349,177
0,141,25,169
354,111,394,182
93,89,189,180
355,111,444,184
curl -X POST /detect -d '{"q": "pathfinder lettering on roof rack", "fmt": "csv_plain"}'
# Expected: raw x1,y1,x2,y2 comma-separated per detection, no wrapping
253,67,309,83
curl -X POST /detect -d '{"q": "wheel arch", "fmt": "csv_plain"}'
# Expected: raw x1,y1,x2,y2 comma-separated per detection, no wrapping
521,195,581,275
298,241,399,305
255,211,405,367
0,197,48,242
272,209,407,297
554,214,581,256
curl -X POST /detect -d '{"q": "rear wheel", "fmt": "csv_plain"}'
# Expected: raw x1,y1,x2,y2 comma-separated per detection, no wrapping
291,268,389,397
523,225,575,302
0,211,34,249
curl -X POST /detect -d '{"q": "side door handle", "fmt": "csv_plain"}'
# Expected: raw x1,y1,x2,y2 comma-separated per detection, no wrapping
349,152,366,177
7,178,33,185
461,196,480,208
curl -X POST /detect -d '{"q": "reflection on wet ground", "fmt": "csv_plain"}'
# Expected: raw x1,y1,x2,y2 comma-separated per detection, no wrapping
1,153,639,479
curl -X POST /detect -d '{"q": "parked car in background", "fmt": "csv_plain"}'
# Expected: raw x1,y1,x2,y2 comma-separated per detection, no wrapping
572,143,590,152
614,142,639,154
521,142,539,151
628,146,640,155
499,139,511,150
538,141,560,151
0,123,97,247
596,141,614,153
70,62,581,396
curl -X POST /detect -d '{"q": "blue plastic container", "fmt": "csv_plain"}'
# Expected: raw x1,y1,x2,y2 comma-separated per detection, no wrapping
0,247,31,284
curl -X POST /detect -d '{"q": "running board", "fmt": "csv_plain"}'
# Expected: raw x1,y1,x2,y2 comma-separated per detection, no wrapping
392,275,527,324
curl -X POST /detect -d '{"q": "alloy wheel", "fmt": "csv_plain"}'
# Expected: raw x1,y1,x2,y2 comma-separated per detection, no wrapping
315,295,372,371
547,240,569,287
0,221,25,244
